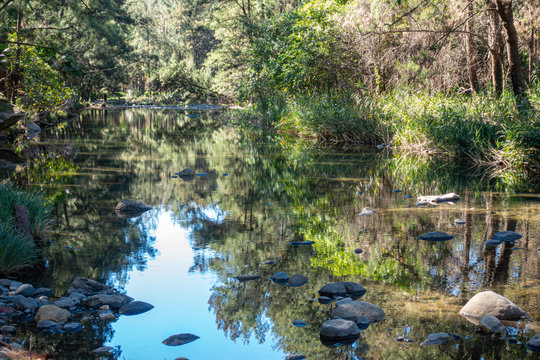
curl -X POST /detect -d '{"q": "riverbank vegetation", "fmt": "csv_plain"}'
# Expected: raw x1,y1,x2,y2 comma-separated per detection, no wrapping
0,184,51,273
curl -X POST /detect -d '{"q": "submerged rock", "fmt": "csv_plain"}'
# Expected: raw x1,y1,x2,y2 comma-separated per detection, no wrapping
319,282,366,299
288,274,308,287
87,293,132,310
292,319,308,327
91,346,117,355
63,322,84,332
492,231,522,242
417,193,460,204
479,314,506,333
527,333,540,352
162,333,200,346
454,218,466,225
485,240,503,247
234,274,262,282
320,319,360,340
420,332,452,345
119,301,154,315
354,248,363,254
332,301,385,323
286,355,306,360
178,168,195,177
36,320,61,331
417,231,454,242
270,272,289,284
358,207,376,216
459,291,526,320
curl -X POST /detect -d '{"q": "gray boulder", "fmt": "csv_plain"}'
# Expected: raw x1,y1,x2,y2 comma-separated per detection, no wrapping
358,207,376,216
319,282,366,299
459,291,526,320
332,301,385,323
36,320,60,331
54,297,76,309
35,305,70,324
9,281,23,291
421,332,452,345
63,322,83,332
320,319,360,340
115,200,152,218
87,293,132,310
527,333,540,350
119,301,154,315
15,297,39,312
0,93,26,131
35,288,53,297
67,277,114,296
479,314,505,333
1,325,16,337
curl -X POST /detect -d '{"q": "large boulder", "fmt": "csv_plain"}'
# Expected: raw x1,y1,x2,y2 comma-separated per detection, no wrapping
86,294,132,310
332,301,385,323
0,93,26,131
34,305,70,324
119,301,154,316
319,319,360,340
459,291,526,320
67,277,115,296
318,282,366,299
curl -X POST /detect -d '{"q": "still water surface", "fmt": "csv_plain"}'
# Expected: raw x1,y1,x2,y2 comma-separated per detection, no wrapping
15,109,540,359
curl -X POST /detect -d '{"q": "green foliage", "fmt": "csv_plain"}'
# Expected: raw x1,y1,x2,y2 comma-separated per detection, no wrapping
1,34,73,112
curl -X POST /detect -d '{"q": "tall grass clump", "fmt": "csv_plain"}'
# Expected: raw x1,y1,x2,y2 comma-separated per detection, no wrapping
281,92,389,145
0,183,52,239
0,223,38,273
0,184,52,273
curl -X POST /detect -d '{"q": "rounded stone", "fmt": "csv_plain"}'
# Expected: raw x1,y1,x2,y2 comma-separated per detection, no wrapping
54,297,76,309
358,207,376,216
527,333,540,350
332,301,385,323
36,320,60,331
14,284,35,297
287,274,308,287
35,305,70,324
421,332,452,345
492,231,522,242
270,272,289,284
162,333,200,346
479,314,505,333
320,319,360,339
1,325,16,337
63,322,84,332
319,282,366,299
292,319,308,327
459,291,526,320
119,301,154,316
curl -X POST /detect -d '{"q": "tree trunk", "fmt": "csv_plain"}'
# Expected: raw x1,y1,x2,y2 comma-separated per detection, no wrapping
529,27,535,83
486,0,504,97
495,0,530,107
466,0,479,92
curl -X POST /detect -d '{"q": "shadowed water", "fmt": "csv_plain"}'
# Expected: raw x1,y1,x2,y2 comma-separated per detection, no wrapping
9,109,540,359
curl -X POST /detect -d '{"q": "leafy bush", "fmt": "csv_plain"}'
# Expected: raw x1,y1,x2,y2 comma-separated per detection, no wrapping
0,223,38,273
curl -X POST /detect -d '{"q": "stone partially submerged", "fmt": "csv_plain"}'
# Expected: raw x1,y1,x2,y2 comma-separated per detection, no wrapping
332,300,385,323
420,332,452,345
162,333,200,346
459,291,527,320
492,231,522,242
358,207,376,216
319,319,360,341
417,193,460,204
115,200,152,219
417,231,454,242
318,282,366,300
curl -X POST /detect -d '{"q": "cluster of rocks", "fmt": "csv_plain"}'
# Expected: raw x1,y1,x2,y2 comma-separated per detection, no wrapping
317,282,385,346
0,277,153,351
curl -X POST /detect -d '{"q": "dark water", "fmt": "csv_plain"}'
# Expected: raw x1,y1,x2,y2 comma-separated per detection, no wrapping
11,109,540,359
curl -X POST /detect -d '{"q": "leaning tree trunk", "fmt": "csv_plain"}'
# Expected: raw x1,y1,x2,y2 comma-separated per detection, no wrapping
466,0,479,92
486,0,504,97
495,0,530,107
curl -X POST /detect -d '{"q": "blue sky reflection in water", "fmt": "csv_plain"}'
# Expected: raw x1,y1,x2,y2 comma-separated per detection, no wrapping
108,209,285,360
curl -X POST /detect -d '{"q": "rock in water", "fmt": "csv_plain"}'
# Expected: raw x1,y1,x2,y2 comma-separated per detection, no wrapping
492,231,522,242
485,240,502,247
459,291,526,320
527,333,540,352
86,294,132,310
288,274,308,287
14,283,35,297
420,332,452,345
286,355,306,360
292,319,308,327
35,305,70,324
358,207,376,216
479,314,506,333
454,218,466,225
319,319,360,340
270,272,289,284
119,301,154,315
162,333,200,346
332,301,385,323
234,274,261,282
68,277,115,296
0,93,26,131
417,231,454,242
318,282,366,299
115,200,152,218
417,193,460,204
178,168,195,177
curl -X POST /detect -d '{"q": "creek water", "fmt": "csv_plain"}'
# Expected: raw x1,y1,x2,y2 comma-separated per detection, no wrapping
12,109,540,359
